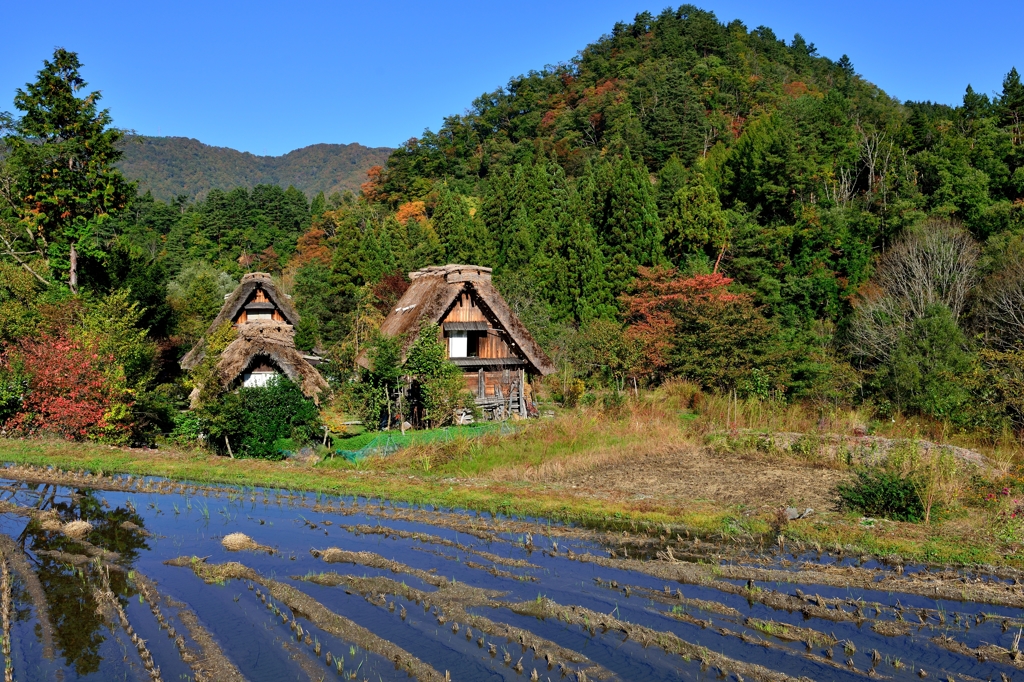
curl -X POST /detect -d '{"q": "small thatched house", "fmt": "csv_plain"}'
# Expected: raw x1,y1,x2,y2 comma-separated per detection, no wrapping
356,264,555,419
181,272,328,404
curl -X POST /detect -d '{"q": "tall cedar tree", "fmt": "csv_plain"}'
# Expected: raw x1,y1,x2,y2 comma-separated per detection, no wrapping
4,49,133,291
662,170,728,264
433,183,475,264
597,149,664,297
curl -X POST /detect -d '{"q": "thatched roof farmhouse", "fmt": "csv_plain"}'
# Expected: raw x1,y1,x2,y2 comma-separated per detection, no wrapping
357,264,554,418
181,272,328,404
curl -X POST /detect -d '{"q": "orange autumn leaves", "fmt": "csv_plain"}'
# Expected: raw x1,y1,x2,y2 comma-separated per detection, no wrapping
622,266,745,375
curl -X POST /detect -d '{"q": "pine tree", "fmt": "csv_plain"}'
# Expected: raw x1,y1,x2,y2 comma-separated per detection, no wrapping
381,216,409,270
529,158,573,319
467,212,497,267
656,155,688,218
482,168,515,267
328,212,364,294
962,85,991,121
4,49,133,291
403,216,444,272
999,67,1024,146
359,224,395,283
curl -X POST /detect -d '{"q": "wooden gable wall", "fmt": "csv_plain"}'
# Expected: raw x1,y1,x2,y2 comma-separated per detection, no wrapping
234,287,285,325
441,291,512,359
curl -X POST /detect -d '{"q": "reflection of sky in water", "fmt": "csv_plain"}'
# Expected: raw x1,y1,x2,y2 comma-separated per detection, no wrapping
0,476,1016,681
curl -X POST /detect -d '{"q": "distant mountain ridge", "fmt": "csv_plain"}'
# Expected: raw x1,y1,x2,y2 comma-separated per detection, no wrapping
117,136,393,202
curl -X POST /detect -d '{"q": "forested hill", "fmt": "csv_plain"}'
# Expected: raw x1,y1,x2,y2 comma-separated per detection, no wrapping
117,136,392,201
2,7,1023,445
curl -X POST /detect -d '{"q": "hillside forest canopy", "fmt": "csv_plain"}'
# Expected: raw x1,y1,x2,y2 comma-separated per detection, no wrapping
115,136,393,203
0,5,1023,454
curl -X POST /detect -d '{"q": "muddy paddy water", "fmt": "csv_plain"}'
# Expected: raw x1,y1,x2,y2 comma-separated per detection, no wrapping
0,465,1021,681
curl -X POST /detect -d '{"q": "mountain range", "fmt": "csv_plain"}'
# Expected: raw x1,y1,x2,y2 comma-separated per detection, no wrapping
116,136,392,202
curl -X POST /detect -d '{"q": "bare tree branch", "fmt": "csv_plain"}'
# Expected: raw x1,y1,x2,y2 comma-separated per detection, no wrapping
849,219,978,362
0,229,49,285
982,259,1024,349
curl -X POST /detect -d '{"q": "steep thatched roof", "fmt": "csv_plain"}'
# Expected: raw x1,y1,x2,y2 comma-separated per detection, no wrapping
356,264,555,375
189,321,329,407
181,272,300,370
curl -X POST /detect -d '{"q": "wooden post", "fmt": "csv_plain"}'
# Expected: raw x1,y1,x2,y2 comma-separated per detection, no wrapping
518,369,527,417
477,368,485,399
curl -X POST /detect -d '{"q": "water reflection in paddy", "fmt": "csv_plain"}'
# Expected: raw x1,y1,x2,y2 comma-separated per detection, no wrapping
0,472,1019,681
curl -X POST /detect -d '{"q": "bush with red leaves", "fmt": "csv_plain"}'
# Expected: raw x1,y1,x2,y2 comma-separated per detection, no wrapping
621,266,788,390
1,334,128,441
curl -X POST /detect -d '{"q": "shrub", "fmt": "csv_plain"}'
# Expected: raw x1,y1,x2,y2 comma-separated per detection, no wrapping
0,334,130,441
602,390,627,414
168,411,202,446
199,376,322,459
406,325,470,427
836,469,925,522
879,304,973,422
347,333,402,430
563,379,585,407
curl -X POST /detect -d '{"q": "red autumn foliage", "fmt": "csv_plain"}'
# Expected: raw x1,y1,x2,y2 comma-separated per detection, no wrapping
540,109,561,129
370,271,411,315
621,266,746,374
2,334,124,440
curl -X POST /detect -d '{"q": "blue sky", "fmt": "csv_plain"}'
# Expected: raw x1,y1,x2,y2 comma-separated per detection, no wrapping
1,1,1021,156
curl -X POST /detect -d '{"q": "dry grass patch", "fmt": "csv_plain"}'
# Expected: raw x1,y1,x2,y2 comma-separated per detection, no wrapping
221,533,272,553
60,520,93,540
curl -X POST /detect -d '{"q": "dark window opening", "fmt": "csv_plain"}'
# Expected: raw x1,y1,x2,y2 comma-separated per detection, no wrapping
467,332,481,357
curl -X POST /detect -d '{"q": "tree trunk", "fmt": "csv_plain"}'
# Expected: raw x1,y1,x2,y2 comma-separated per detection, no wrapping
224,435,234,459
69,242,78,294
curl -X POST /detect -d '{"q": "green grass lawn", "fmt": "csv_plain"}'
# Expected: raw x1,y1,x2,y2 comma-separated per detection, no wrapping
329,422,510,458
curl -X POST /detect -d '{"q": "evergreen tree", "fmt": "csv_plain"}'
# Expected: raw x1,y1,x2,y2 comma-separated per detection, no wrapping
402,217,444,271
599,148,663,296
998,67,1024,146
310,191,326,218
359,224,395,283
662,171,728,264
962,85,991,121
656,155,688,218
326,211,364,293
482,168,515,266
380,216,409,272
529,158,572,319
636,60,704,168
432,183,475,263
503,204,536,276
563,185,613,322
3,49,133,291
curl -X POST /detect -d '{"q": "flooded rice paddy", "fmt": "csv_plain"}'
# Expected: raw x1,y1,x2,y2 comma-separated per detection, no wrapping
0,464,1021,681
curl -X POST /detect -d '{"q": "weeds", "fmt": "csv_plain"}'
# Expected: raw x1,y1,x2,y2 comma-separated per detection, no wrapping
837,469,925,522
